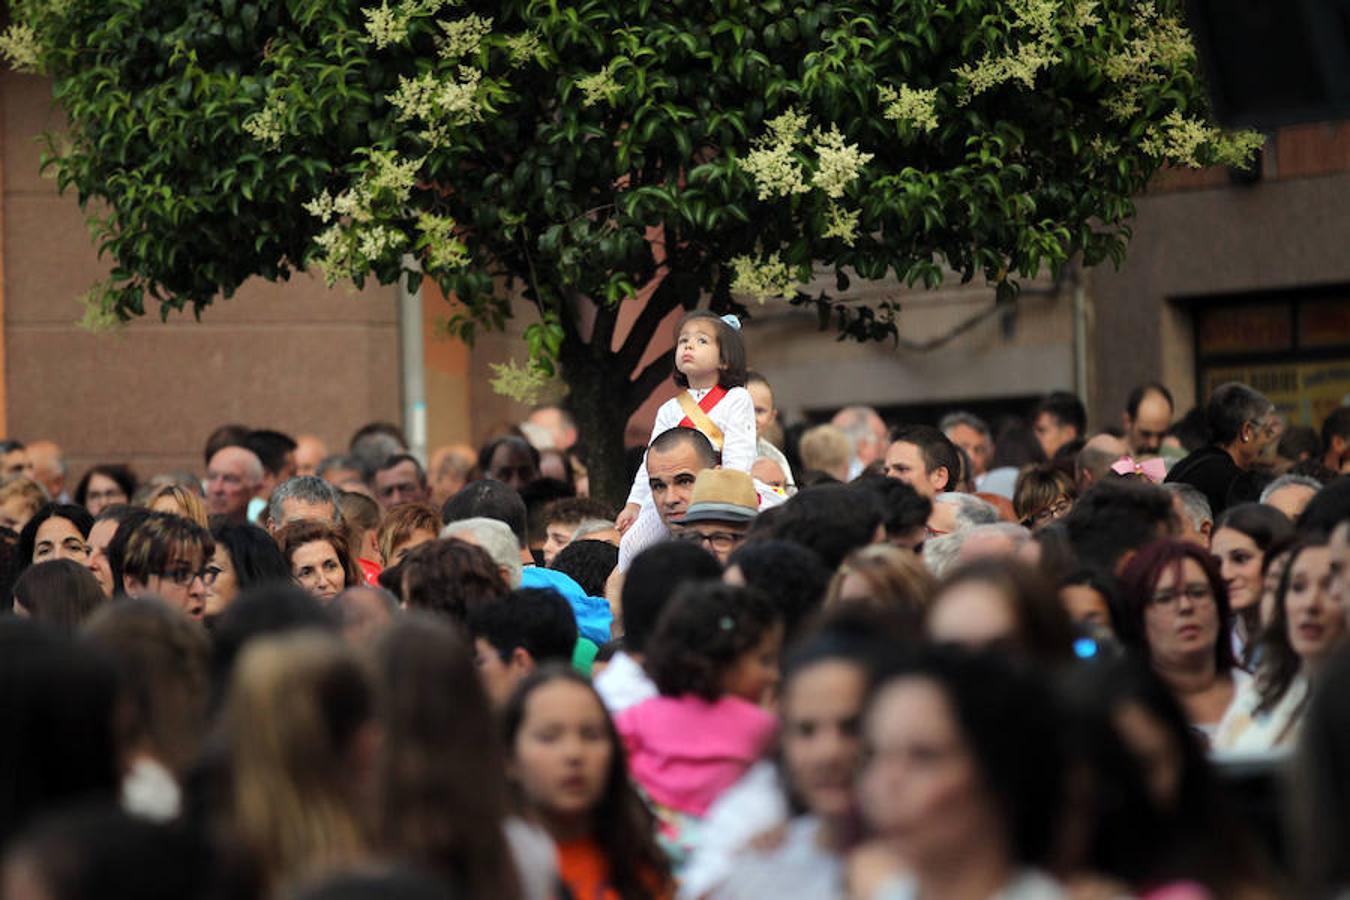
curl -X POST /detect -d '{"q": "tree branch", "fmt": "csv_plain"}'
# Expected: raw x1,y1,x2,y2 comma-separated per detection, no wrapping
590,297,618,356
614,265,699,376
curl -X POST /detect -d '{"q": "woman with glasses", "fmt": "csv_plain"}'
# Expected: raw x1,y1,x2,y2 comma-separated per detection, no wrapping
1214,539,1345,754
73,463,138,517
1012,464,1077,532
119,511,215,621
1118,540,1244,742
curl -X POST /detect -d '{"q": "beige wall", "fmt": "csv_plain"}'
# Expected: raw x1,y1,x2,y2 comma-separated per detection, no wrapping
2,72,402,482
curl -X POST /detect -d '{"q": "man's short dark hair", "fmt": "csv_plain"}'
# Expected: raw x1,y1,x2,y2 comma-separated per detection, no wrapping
477,436,541,477
889,424,960,493
375,453,427,484
1125,383,1175,418
1035,391,1087,435
648,427,718,467
621,541,722,654
1206,382,1273,447
469,587,577,665
851,474,931,538
244,430,297,477
551,539,618,597
1062,479,1175,573
441,479,528,545
1321,406,1350,453
767,483,882,571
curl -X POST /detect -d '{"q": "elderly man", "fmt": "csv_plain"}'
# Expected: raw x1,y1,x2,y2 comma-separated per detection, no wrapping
268,476,342,531
939,412,993,479
1162,483,1213,548
1260,474,1322,523
676,469,758,564
373,453,431,510
429,443,477,507
1123,383,1174,457
294,435,329,478
922,492,1000,576
831,405,889,477
884,425,961,499
205,446,263,524
26,440,66,501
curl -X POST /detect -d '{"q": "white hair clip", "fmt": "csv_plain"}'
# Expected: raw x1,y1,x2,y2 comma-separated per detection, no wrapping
720,314,741,331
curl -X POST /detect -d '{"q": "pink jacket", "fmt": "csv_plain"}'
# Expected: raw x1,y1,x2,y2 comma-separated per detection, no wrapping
616,694,778,818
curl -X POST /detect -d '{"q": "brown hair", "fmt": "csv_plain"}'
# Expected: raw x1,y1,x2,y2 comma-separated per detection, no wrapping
376,502,441,566
121,512,214,586
13,560,106,636
221,632,373,890
1013,464,1078,524
826,544,935,635
374,615,521,898
81,597,211,776
0,477,47,521
929,559,1077,666
274,520,362,591
400,538,508,627
144,484,209,528
671,310,747,390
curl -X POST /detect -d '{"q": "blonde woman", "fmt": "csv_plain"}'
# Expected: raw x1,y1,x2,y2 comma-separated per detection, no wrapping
219,631,376,892
144,483,210,528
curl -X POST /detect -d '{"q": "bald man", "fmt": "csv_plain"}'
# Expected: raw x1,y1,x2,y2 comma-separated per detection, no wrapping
429,443,477,507
206,445,264,523
294,435,329,477
1075,433,1129,492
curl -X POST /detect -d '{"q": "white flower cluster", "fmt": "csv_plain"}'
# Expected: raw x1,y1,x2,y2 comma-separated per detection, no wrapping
0,23,40,73
812,126,875,199
438,14,492,61
576,64,623,108
1140,110,1264,169
362,0,454,50
387,65,483,145
878,84,939,133
504,31,545,67
242,94,288,148
489,359,552,404
741,110,811,200
729,253,797,304
821,204,861,245
953,0,1060,102
417,212,471,270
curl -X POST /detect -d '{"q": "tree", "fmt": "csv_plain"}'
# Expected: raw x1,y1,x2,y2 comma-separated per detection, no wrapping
4,0,1257,506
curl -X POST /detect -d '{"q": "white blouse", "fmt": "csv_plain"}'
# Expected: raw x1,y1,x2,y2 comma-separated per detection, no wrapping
626,386,757,508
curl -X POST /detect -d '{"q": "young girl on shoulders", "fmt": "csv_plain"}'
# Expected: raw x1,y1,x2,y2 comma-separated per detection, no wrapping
616,582,783,869
504,665,673,900
616,311,758,532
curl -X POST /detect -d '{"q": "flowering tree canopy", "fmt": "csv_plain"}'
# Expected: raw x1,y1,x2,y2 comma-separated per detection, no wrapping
4,0,1257,503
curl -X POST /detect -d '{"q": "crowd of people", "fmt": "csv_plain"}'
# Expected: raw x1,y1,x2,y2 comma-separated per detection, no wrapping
1,314,1349,900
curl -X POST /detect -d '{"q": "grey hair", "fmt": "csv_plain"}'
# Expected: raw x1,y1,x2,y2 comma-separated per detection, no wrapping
934,492,1000,531
350,433,405,479
1162,482,1213,530
268,476,342,526
832,406,885,448
961,522,1031,555
923,532,964,579
441,517,524,587
938,411,991,438
316,454,363,480
1259,474,1323,504
571,519,616,541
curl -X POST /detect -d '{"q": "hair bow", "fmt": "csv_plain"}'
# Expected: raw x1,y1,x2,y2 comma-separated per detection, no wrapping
720,314,742,331
1111,455,1167,483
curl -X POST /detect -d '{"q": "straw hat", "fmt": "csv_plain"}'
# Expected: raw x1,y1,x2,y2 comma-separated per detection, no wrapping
679,469,758,524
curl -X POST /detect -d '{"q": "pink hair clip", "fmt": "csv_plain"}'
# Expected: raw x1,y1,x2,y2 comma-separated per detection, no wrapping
1110,455,1167,484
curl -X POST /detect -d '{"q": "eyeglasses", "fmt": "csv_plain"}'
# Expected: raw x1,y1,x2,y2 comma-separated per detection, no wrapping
676,529,745,552
1022,497,1073,528
162,565,216,587
1149,583,1214,608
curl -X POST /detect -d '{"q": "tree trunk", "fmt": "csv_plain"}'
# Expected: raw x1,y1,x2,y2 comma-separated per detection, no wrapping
562,353,635,512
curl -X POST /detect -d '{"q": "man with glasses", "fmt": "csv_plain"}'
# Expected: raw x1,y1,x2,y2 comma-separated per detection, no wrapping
675,469,759,565
1165,381,1279,516
119,511,215,621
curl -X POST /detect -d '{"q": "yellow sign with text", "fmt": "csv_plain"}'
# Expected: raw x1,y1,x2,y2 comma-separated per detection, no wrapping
1202,361,1350,430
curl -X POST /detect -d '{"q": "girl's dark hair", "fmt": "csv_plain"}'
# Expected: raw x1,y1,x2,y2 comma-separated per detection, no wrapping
375,615,521,899
644,582,781,701
671,310,747,390
209,521,291,591
1071,659,1272,894
13,560,107,637
0,618,121,849
73,464,138,509
503,665,670,900
16,503,94,573
867,646,1064,867
930,559,1078,666
1254,539,1328,716
1117,539,1237,675
1214,502,1295,552
1293,646,1350,893
726,539,831,644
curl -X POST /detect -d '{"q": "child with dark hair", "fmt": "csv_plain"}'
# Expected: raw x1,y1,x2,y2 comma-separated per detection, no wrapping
550,538,618,598
616,582,782,870
617,311,756,534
